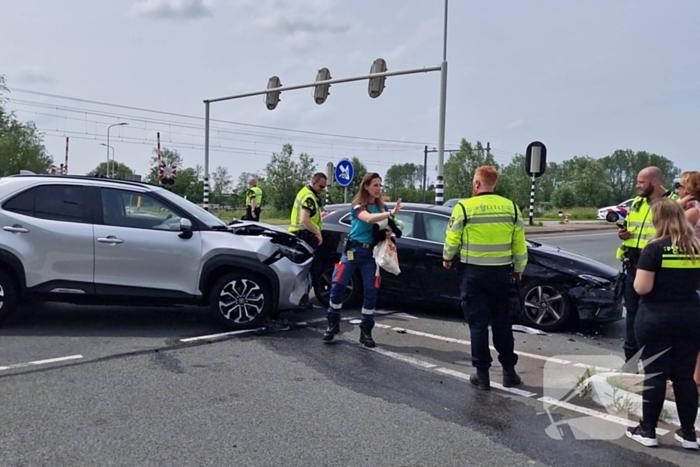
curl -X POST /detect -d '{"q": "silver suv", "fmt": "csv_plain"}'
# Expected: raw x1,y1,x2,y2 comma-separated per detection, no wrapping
0,174,313,329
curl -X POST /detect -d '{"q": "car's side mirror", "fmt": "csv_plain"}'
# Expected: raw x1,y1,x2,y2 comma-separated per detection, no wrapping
179,218,193,239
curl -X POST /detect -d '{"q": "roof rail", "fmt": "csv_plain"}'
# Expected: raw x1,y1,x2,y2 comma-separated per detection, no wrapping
8,173,155,188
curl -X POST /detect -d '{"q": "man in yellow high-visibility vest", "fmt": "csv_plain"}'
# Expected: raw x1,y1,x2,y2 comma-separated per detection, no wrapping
244,178,263,221
443,166,527,391
616,166,679,362
289,172,328,307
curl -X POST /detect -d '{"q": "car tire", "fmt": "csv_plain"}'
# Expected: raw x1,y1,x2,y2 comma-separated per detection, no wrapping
313,263,363,309
0,270,19,326
606,212,619,223
209,271,272,330
519,282,571,332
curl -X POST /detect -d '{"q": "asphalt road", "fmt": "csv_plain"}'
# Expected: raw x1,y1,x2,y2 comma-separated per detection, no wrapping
2,230,697,466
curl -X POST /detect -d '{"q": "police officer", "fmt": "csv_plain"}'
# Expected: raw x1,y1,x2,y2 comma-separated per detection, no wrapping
616,166,679,363
244,178,263,221
443,165,527,391
289,172,327,307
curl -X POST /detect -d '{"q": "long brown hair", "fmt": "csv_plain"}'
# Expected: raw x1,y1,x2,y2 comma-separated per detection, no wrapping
650,197,700,261
351,172,385,211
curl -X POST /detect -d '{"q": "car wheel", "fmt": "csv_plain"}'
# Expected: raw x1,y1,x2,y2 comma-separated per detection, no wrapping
519,282,571,332
606,212,619,223
209,271,272,330
314,263,362,309
0,270,19,326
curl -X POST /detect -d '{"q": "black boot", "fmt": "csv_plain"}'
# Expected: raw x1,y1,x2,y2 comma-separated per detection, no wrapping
502,368,522,388
359,322,376,348
470,368,490,390
322,314,341,342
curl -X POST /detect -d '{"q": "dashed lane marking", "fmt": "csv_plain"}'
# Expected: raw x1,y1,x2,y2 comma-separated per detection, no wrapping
179,329,262,343
0,355,84,371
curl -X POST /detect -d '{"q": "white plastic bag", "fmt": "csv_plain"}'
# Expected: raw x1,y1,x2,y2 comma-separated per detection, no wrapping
373,238,401,275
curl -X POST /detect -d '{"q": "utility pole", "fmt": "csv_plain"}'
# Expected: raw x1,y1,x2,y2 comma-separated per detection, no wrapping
435,0,449,205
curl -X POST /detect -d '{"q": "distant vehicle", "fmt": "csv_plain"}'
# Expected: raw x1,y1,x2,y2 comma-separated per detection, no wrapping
0,174,314,329
597,198,634,222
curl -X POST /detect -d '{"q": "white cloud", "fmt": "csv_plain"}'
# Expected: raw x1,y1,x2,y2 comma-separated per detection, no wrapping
130,0,213,20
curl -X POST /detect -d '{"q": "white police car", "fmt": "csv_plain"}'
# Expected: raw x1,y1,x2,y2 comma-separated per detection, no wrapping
597,198,634,222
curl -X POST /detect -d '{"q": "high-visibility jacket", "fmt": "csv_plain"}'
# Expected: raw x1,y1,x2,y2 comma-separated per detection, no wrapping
288,186,322,233
246,186,263,207
443,193,528,273
615,191,679,261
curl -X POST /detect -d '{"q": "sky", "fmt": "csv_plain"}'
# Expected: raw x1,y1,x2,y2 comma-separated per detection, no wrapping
1,0,698,187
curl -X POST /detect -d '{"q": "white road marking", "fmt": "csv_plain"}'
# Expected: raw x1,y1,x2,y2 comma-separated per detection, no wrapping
367,348,438,369
528,231,617,241
573,363,616,372
0,354,84,371
538,396,670,436
179,329,262,343
385,326,571,365
435,368,537,397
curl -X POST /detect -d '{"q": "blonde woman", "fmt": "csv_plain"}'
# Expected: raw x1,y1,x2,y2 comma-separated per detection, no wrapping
628,198,700,450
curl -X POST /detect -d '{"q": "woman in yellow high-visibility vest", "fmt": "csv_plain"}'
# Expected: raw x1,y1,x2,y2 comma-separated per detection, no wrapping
628,198,700,450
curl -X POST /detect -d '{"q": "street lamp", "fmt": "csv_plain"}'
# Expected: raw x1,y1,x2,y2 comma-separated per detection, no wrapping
100,143,114,178
106,122,128,178
435,0,449,205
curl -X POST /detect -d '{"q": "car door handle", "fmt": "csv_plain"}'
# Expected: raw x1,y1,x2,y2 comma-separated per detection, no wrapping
3,225,29,233
97,236,124,244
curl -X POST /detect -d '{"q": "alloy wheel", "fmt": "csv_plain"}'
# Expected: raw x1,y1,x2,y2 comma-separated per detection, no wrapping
318,269,354,305
218,278,265,323
523,285,566,327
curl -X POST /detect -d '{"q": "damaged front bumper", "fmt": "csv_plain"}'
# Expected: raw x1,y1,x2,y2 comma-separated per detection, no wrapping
570,273,625,323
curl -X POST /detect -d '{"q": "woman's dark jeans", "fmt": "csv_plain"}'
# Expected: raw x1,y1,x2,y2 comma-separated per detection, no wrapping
635,302,700,431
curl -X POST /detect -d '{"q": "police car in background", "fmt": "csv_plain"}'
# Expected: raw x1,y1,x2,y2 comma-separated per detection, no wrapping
597,198,634,223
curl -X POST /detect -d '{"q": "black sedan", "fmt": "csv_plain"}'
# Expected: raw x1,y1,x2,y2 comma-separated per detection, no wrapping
314,203,624,332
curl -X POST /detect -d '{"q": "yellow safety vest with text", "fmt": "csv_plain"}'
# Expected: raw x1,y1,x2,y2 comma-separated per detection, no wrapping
443,194,528,273
660,245,700,269
288,186,322,233
615,191,679,260
246,186,263,206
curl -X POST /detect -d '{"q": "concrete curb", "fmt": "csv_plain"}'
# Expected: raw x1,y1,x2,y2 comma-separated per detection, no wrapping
584,372,700,431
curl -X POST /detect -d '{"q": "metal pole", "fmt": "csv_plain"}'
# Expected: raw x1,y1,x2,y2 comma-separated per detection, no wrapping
435,0,449,205
203,101,210,211
106,127,111,178
529,174,536,226
344,186,347,204
422,145,428,203
64,137,69,175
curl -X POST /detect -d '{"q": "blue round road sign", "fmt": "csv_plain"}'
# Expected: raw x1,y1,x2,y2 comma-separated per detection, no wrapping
335,159,354,187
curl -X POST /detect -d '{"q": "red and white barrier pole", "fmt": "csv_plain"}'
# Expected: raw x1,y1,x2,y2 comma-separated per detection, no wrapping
157,131,162,185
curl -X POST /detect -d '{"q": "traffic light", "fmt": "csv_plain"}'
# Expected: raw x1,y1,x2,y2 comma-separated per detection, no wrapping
368,58,387,98
313,67,332,104
265,76,282,110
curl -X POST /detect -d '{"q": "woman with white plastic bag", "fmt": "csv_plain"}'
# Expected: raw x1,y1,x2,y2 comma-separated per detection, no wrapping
322,173,402,347
373,218,401,276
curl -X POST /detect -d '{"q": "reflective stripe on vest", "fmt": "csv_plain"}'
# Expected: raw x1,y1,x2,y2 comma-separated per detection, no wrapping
616,192,679,260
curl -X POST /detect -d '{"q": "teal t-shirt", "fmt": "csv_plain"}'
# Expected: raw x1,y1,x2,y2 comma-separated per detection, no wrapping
349,204,382,244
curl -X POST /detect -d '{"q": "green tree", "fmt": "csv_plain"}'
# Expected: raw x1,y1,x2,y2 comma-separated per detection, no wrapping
443,140,500,200
551,184,577,209
564,156,611,207
263,144,317,211
145,147,183,184
211,166,232,205
87,161,135,179
0,76,53,176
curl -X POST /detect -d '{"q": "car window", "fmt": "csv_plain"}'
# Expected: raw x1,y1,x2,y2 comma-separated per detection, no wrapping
395,211,415,238
4,185,85,223
102,188,181,231
423,213,449,243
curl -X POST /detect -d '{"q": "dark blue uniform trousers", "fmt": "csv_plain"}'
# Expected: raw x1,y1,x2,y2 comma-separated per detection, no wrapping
460,264,518,371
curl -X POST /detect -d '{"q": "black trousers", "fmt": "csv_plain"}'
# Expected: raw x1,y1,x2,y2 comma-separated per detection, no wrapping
460,265,518,371
635,302,700,430
243,206,261,221
623,266,641,362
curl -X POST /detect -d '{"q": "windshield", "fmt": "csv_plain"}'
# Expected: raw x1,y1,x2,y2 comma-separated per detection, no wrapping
156,188,227,228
